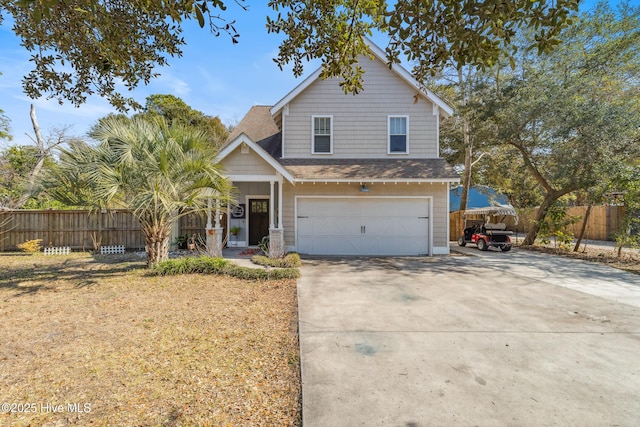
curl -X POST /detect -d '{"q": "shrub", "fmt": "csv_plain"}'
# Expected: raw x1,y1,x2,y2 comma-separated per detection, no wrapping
152,256,300,280
152,256,228,275
173,233,190,249
536,204,580,249
220,263,300,280
17,239,42,253
251,252,302,268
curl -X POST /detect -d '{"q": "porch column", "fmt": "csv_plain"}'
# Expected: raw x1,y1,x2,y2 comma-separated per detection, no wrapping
278,180,283,228
269,181,275,229
205,192,223,258
206,198,212,229
215,199,221,228
268,179,285,258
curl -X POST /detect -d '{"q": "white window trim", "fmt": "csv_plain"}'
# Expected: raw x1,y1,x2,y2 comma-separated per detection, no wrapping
311,115,333,154
388,115,409,154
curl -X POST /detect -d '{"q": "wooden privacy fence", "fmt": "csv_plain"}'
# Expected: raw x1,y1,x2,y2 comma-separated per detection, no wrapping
450,205,626,242
0,209,145,251
0,209,220,252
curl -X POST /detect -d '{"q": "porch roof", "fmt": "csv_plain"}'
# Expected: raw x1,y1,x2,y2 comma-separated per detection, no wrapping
277,158,460,182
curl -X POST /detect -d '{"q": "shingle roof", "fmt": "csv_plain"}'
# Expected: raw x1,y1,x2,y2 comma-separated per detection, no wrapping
256,132,282,159
224,105,279,146
277,158,459,181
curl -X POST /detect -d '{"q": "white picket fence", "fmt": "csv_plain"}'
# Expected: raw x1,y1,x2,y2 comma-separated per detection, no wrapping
43,246,71,256
100,245,126,255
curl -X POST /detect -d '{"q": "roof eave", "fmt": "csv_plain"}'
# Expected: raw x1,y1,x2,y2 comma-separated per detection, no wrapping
271,68,323,116
294,178,461,184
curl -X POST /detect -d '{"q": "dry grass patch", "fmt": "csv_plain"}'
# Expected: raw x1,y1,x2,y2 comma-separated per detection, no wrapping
520,243,640,275
0,253,301,426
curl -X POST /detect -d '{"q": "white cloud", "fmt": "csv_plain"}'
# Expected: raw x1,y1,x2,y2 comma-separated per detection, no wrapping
150,72,191,97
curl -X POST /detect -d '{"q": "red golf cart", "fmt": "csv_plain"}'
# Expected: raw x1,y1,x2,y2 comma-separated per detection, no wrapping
457,206,518,252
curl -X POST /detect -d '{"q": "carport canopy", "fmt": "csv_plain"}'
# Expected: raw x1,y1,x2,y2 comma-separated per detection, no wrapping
463,206,519,224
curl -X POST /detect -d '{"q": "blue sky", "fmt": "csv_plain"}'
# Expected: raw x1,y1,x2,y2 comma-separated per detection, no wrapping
0,1,611,149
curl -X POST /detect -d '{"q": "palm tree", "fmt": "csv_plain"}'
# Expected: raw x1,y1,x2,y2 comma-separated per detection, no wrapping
58,116,231,267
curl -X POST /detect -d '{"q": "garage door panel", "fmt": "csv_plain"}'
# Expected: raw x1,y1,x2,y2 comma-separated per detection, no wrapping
364,216,427,237
362,217,390,235
299,235,361,255
394,218,428,235
297,198,431,256
360,236,398,254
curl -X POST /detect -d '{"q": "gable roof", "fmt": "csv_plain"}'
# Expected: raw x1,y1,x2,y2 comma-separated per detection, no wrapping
216,132,295,183
270,37,454,118
224,105,280,146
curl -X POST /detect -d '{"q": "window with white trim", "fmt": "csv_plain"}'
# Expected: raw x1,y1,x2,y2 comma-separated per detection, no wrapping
388,116,408,153
312,116,332,154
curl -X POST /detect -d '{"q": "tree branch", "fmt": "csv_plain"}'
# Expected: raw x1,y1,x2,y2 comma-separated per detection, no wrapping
507,136,555,195
470,151,488,167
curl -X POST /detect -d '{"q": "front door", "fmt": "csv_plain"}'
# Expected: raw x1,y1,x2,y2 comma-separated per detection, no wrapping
249,199,269,246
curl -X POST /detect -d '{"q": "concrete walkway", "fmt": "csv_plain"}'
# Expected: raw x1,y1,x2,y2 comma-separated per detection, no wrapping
297,251,640,426
222,247,262,268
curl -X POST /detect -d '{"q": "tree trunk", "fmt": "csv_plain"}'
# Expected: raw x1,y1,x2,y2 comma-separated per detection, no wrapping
13,105,47,208
573,204,593,252
522,194,556,245
144,225,171,268
458,68,472,212
31,104,45,151
459,124,472,211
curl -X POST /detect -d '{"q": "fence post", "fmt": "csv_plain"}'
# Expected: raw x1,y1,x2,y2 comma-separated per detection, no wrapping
0,212,6,251
46,209,52,247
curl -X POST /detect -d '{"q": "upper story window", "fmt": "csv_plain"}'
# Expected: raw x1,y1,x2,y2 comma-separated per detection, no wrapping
312,115,332,154
388,115,408,154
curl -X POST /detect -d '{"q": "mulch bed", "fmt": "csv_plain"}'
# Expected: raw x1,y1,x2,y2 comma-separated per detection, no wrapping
0,253,301,426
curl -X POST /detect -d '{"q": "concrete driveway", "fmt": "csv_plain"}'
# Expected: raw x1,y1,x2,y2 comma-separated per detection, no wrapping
297,247,640,426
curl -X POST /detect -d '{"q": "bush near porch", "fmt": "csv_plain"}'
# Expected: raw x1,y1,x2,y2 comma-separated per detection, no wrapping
151,256,301,279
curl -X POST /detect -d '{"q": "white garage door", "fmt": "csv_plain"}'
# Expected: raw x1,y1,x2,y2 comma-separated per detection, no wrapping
296,197,430,255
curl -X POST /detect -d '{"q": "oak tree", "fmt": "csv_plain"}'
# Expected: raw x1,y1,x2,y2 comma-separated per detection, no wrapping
138,94,229,149
0,0,577,110
491,2,640,245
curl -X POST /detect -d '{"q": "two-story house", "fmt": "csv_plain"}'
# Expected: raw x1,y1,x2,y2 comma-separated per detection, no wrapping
215,39,459,256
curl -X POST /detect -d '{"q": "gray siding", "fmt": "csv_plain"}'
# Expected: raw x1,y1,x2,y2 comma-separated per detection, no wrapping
221,147,276,176
283,56,439,159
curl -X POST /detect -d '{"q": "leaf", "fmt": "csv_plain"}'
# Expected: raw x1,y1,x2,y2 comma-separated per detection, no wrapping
194,4,205,28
